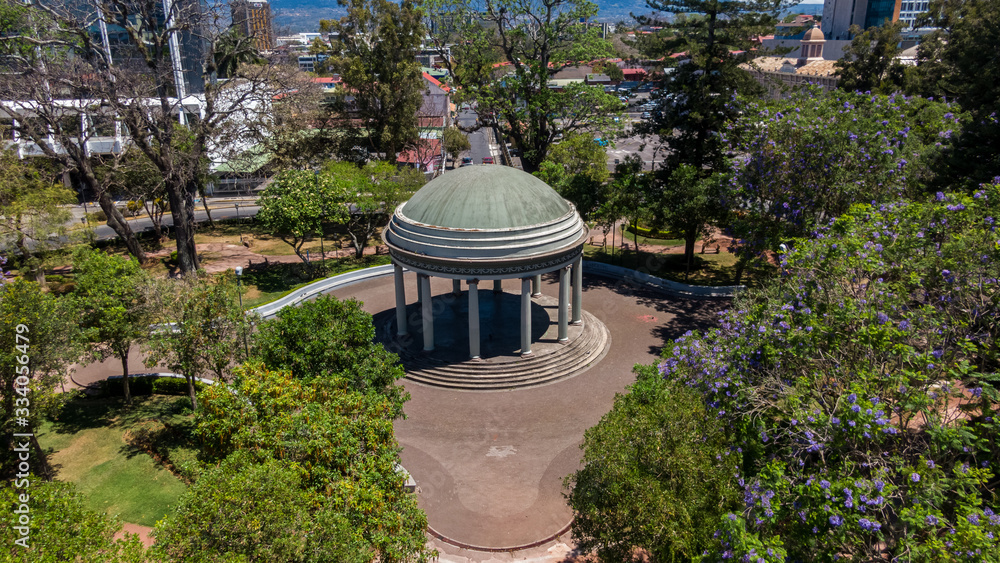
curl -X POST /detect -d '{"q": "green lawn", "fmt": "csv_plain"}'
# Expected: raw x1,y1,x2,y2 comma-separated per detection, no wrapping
584,244,746,286
241,254,392,308
38,395,197,527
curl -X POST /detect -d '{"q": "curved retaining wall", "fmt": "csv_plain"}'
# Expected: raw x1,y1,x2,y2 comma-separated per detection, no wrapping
250,261,741,317
250,264,396,319
582,260,744,298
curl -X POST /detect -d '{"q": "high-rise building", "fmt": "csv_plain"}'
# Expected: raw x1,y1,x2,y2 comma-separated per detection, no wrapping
821,0,901,39
88,0,207,95
231,0,275,52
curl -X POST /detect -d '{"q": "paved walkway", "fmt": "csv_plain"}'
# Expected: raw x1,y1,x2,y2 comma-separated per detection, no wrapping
69,265,727,559
330,270,727,552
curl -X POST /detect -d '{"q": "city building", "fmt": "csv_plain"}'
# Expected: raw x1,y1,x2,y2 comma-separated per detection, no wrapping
744,25,840,96
89,0,208,95
230,0,275,52
822,0,901,39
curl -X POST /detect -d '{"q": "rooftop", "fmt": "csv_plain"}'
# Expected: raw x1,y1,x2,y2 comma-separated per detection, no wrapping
401,165,570,230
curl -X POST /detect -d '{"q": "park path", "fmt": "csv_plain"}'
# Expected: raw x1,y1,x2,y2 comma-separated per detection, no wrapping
116,523,154,548
69,247,731,561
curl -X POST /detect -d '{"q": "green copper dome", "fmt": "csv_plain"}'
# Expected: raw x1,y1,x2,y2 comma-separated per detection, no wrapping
400,165,571,230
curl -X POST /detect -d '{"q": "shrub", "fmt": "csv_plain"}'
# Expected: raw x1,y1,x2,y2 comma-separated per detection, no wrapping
97,375,208,397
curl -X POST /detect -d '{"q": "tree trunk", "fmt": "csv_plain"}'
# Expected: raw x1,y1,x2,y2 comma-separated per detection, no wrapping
734,257,747,286
187,376,198,411
633,218,641,268
96,191,147,264
142,199,163,240
684,227,698,272
120,354,132,405
520,157,540,175
15,232,45,285
348,231,365,258
165,182,200,276
199,185,214,228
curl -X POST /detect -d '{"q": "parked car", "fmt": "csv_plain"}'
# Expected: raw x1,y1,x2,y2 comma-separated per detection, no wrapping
482,156,494,164
641,112,651,119
460,157,473,167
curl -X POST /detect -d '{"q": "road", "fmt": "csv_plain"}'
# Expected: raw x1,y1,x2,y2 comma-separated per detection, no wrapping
455,107,500,166
63,200,260,243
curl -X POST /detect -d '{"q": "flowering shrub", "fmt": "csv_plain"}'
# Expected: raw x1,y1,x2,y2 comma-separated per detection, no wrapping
661,183,1000,561
725,88,963,278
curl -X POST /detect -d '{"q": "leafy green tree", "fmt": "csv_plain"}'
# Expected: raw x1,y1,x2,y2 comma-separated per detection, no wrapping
910,0,1000,189
658,184,1000,560
442,125,471,166
318,0,426,163
0,481,146,562
650,163,723,273
72,248,156,405
251,294,408,414
593,61,625,82
154,452,371,563
535,132,611,221
726,88,958,283
0,148,75,283
324,160,421,258
213,27,264,79
146,272,255,411
0,279,80,476
606,154,650,266
256,170,341,275
567,365,739,562
195,363,430,563
635,0,788,178
834,21,907,94
426,0,625,174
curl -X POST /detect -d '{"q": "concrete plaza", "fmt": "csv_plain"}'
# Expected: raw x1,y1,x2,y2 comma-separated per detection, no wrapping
330,269,727,554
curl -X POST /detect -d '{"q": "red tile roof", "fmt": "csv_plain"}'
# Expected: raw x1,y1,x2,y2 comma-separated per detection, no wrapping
422,72,450,93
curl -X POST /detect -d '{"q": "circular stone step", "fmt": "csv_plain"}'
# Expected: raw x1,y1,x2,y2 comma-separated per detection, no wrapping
375,292,611,391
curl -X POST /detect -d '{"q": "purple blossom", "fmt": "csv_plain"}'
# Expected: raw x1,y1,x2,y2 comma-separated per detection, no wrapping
859,518,881,531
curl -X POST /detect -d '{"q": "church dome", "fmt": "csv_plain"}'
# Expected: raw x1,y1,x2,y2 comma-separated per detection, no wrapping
382,165,588,279
803,24,825,42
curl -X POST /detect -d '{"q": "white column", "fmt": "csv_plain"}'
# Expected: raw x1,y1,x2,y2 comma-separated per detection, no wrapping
394,264,407,336
494,279,503,293
452,279,462,296
571,256,583,325
468,280,480,359
558,267,569,342
421,275,434,351
531,274,541,297
520,278,532,356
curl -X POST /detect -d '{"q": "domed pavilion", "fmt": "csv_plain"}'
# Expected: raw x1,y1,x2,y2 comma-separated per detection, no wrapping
381,165,589,359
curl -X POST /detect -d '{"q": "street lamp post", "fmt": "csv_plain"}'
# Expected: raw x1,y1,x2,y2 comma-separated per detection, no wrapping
314,170,326,275
319,204,326,275
234,266,250,360
235,203,242,244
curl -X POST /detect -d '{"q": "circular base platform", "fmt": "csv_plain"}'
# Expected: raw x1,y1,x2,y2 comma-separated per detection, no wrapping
375,292,611,391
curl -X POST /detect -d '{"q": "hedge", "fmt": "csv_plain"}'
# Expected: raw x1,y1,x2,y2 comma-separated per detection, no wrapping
624,223,678,240
98,375,209,397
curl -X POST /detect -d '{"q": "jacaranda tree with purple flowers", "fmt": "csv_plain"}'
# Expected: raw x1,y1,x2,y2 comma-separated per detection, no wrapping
656,184,1000,561
725,87,962,284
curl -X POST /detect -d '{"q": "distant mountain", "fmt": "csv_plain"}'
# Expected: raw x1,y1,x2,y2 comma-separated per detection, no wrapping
270,0,346,34
269,0,823,33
